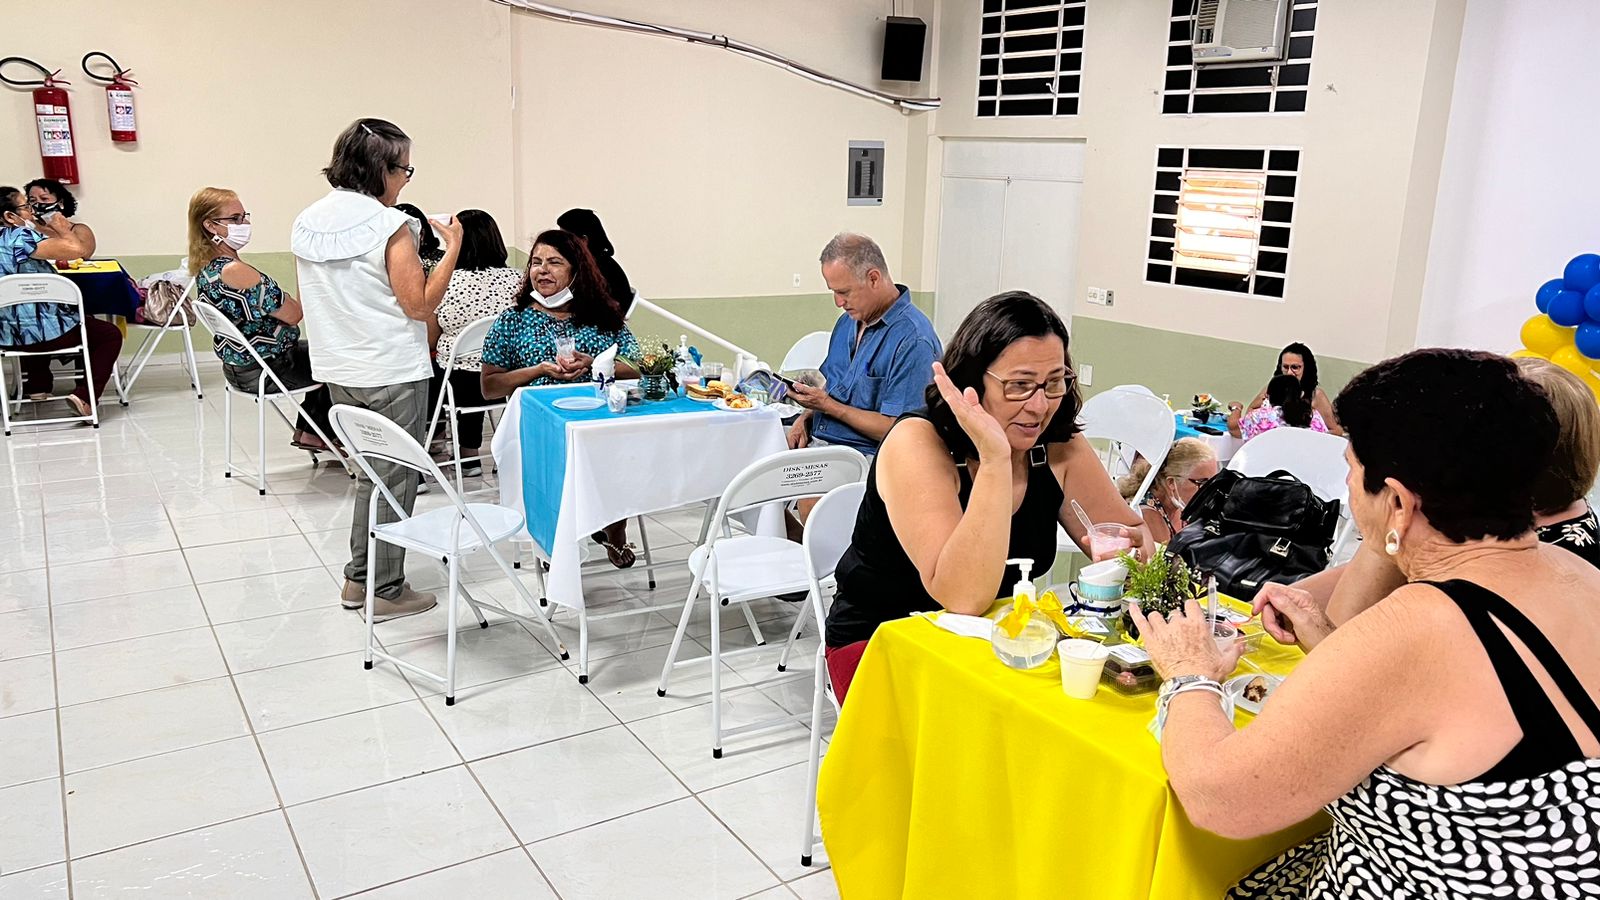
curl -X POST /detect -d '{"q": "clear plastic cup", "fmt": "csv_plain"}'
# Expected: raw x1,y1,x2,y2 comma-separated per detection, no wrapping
1087,523,1134,562
1059,639,1111,699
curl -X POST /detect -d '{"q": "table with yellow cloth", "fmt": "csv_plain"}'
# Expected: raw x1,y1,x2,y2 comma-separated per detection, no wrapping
817,613,1329,900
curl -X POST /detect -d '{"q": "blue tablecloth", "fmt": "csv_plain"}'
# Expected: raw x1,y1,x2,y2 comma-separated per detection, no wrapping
1174,412,1228,441
59,260,142,318
518,386,713,550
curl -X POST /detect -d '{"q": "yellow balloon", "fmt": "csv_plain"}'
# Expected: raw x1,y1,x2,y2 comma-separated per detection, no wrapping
1522,314,1576,357
1509,349,1547,360
1551,344,1596,380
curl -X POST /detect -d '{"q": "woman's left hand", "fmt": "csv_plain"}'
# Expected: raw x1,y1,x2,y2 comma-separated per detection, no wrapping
1129,598,1240,682
554,351,593,379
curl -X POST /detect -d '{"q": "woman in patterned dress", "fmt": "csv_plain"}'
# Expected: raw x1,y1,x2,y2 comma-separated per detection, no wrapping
188,187,333,450
1132,349,1600,899
480,228,640,566
426,209,521,475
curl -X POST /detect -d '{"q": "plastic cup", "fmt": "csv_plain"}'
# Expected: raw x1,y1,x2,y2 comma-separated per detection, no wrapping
555,335,577,364
1076,558,1127,603
1212,621,1240,652
1059,639,1111,700
1087,524,1134,562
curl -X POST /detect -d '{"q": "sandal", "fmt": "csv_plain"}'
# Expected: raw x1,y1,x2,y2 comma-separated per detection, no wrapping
291,430,330,452
590,531,637,569
65,395,91,418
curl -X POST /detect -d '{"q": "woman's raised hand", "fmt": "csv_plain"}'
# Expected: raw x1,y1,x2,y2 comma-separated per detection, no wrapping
931,362,1011,461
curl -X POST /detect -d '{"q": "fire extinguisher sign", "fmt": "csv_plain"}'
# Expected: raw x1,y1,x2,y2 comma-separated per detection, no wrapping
107,89,135,132
35,106,74,157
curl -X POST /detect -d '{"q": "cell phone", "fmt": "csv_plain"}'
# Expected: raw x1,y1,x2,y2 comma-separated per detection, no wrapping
1195,425,1224,436
772,372,797,389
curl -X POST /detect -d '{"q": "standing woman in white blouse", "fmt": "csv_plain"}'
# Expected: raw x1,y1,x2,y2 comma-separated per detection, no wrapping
428,208,521,475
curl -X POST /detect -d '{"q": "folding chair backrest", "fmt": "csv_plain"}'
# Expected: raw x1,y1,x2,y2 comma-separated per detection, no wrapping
448,315,499,369
803,481,866,597
780,331,831,373
1227,427,1351,506
713,446,868,525
1079,388,1176,506
0,272,84,312
191,298,280,371
328,403,439,477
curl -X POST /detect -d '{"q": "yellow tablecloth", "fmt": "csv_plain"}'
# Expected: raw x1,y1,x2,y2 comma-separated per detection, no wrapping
817,614,1329,900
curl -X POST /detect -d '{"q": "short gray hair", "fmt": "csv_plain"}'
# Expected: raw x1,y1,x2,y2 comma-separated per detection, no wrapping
819,232,891,282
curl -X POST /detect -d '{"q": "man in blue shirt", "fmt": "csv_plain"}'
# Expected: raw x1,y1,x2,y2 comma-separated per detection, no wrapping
787,232,941,457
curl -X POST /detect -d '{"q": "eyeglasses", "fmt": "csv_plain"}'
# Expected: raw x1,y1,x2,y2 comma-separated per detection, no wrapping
394,164,415,179
210,212,251,225
1185,477,1208,487
984,370,1075,401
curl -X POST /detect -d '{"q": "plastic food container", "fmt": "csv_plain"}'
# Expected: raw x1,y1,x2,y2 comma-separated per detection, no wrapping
1101,643,1160,695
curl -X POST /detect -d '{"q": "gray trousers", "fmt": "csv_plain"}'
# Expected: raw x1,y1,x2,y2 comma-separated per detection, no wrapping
328,379,429,599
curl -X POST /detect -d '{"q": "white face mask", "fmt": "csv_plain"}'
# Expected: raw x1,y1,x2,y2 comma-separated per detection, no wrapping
1165,478,1187,513
216,223,252,250
538,285,573,309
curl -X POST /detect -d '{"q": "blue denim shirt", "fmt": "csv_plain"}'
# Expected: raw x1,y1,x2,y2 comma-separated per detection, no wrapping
0,226,78,346
810,286,941,453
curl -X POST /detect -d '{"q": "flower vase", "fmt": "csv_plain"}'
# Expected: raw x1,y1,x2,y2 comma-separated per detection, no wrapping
642,373,668,401
1194,408,1212,424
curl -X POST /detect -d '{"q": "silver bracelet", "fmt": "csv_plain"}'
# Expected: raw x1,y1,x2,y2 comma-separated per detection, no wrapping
1151,677,1225,743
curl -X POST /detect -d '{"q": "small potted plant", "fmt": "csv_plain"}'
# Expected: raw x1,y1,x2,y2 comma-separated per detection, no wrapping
1192,393,1221,424
1117,546,1203,638
631,338,677,401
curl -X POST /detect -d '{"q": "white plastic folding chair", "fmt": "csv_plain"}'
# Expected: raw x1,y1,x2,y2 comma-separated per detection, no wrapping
791,481,866,868
0,273,119,435
328,403,569,705
1057,387,1177,552
779,330,831,373
424,315,505,493
119,278,204,404
656,446,869,758
1227,426,1356,559
191,300,353,493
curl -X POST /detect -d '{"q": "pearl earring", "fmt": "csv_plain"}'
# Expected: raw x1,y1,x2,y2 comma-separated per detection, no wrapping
1384,529,1401,556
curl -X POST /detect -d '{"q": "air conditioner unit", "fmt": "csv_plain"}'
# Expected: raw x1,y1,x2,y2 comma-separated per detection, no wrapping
1192,0,1291,65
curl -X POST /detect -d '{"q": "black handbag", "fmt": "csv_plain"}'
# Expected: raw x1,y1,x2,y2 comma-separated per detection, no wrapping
1166,469,1341,601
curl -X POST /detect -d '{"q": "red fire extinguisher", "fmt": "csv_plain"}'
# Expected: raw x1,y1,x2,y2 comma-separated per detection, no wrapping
0,57,79,184
83,52,137,143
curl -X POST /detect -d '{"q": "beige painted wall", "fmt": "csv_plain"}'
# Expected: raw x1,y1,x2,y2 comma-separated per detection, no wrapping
0,0,516,258
916,0,1467,365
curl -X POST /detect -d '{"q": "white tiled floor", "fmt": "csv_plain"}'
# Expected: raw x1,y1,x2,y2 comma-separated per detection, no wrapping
0,365,838,899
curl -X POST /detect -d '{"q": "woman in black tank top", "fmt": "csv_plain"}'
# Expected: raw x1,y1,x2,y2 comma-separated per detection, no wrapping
824,293,1150,702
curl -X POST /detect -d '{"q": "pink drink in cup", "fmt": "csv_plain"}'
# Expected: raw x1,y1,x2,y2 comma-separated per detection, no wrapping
1087,523,1134,562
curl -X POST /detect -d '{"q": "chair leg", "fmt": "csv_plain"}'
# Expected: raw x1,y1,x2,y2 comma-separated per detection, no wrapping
459,583,490,628
636,515,656,590
657,575,704,697
256,396,267,495
777,594,812,672
578,610,589,684
485,544,568,661
445,553,460,705
450,405,465,496
741,602,767,646
800,645,828,866
0,357,11,437
180,323,204,400
709,567,724,759
363,532,378,670
222,386,233,477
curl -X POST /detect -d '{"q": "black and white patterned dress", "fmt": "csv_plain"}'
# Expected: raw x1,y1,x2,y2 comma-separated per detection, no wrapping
1538,505,1600,570
1228,580,1600,899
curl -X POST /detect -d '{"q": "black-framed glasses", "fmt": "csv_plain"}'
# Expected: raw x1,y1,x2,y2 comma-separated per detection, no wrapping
1185,477,1209,488
394,164,415,179
210,212,251,225
984,370,1075,401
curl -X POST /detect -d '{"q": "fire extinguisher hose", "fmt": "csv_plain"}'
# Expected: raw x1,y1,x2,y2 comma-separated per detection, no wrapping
0,56,69,89
81,52,137,88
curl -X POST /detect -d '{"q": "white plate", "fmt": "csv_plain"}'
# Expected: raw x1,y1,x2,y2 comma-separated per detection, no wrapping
713,398,759,412
1225,673,1282,715
552,396,606,411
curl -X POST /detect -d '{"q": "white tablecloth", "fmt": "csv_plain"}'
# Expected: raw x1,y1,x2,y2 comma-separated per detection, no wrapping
491,385,789,610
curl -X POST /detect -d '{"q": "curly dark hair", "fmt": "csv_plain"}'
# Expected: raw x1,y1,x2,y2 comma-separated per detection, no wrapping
1335,348,1558,542
515,229,623,332
1273,342,1319,402
924,291,1081,460
23,178,76,216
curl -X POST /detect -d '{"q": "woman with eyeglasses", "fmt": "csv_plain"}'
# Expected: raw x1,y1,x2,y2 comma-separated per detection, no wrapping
822,291,1151,701
289,117,463,623
188,187,332,451
1117,437,1218,546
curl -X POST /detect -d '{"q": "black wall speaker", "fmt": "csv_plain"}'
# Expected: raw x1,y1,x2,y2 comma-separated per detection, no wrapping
882,16,927,82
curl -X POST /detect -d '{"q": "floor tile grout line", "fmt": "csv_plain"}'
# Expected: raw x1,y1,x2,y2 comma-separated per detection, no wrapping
38,496,75,900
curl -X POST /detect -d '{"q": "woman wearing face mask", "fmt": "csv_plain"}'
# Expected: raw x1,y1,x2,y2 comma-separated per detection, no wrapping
822,292,1151,702
0,185,120,418
24,178,95,259
1118,437,1218,546
189,187,332,451
480,228,640,566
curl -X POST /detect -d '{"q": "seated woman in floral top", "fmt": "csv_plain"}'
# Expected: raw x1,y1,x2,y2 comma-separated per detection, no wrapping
1226,373,1328,440
189,187,333,450
481,228,640,565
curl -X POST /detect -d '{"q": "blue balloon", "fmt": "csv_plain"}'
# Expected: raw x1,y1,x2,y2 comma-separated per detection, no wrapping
1578,322,1600,360
1537,278,1566,313
1567,254,1600,293
1550,289,1588,326
1586,284,1600,322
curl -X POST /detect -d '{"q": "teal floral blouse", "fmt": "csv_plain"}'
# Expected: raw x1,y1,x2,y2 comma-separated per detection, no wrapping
480,305,639,384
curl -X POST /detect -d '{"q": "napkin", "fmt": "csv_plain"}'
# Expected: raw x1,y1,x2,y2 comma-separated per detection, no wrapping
930,612,994,640
593,344,618,380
